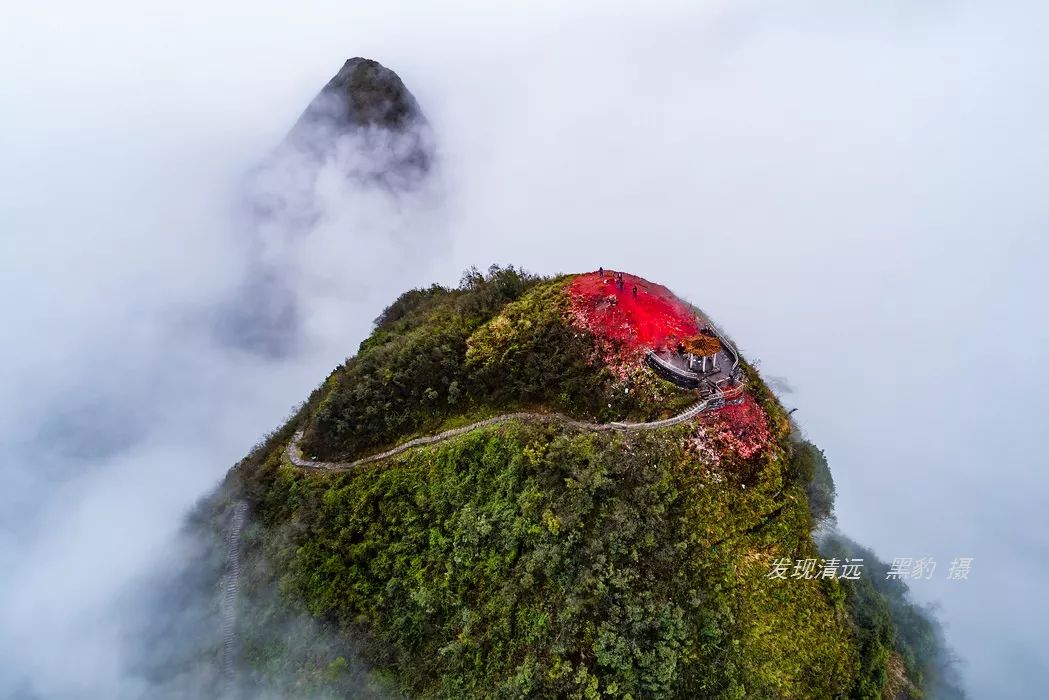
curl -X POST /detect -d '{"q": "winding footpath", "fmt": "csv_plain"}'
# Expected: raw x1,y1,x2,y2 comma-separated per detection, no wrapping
221,501,248,697
224,403,713,686
286,400,713,473
286,310,745,474
227,300,748,680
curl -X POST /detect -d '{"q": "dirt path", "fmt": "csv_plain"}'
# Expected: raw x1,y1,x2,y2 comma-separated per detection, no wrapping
286,400,712,473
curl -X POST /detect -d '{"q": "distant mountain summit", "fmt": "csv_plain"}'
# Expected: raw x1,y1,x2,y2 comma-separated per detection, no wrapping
216,57,435,357
282,57,432,183
292,57,426,135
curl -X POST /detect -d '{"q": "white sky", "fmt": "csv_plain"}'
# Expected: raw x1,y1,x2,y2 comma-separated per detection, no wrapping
2,1,1047,697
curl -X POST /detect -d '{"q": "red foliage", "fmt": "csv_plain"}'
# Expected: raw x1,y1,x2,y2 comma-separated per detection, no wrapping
701,394,772,460
567,271,700,363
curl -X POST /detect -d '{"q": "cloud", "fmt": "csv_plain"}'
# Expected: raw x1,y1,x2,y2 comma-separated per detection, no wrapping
1,1,1047,697
0,15,447,696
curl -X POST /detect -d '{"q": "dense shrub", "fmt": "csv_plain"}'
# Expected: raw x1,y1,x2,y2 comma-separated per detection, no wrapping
820,534,967,700
304,269,694,460
254,423,857,699
787,439,836,522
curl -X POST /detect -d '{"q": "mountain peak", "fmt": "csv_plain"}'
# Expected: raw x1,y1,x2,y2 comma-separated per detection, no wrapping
292,56,425,137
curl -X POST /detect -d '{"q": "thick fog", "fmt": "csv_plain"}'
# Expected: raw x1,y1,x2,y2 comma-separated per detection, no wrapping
2,1,1047,698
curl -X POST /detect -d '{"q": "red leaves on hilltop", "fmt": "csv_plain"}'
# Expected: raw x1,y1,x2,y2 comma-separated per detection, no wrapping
701,395,772,461
567,271,699,364
568,270,770,465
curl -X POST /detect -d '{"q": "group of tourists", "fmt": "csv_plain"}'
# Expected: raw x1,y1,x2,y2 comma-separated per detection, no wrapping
598,267,638,297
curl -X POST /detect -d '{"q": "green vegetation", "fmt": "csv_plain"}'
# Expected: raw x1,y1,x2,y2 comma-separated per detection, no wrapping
788,439,836,523
819,533,966,700
206,266,959,698
304,266,693,461
245,420,855,699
